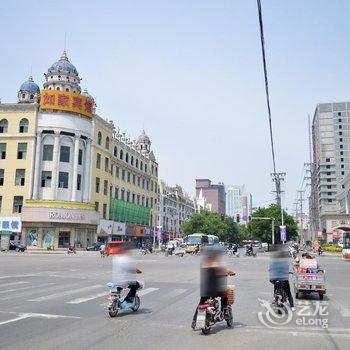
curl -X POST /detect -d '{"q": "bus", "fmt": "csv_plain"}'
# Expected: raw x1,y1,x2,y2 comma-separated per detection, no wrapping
184,233,209,253
208,235,220,245
342,232,350,260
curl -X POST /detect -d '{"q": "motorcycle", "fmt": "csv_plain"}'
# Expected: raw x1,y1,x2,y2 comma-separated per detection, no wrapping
245,248,256,257
106,281,143,317
139,248,147,255
227,249,240,258
195,277,235,335
272,280,288,314
165,247,174,257
67,246,76,254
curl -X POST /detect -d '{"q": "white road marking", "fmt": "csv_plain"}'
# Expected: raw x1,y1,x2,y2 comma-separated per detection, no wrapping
138,288,159,296
330,298,350,317
0,283,55,296
0,274,38,280
165,289,187,298
28,285,102,302
0,315,31,326
67,292,106,304
0,281,29,287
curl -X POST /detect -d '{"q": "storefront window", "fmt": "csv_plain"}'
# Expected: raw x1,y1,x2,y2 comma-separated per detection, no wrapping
42,228,54,248
27,229,38,246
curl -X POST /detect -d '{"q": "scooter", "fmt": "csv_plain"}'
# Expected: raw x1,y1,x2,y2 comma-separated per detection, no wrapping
67,246,76,254
245,249,256,257
106,281,143,317
227,249,240,258
272,280,288,314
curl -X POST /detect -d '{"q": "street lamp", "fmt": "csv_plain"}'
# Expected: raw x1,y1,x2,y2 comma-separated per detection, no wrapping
154,192,172,249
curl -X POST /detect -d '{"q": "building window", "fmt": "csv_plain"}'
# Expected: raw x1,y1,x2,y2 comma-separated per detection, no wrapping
77,174,82,191
58,172,69,188
60,146,70,162
341,158,344,162
341,151,344,155
42,144,53,161
339,118,342,123
0,169,4,186
140,161,143,171
339,125,342,129
338,112,342,116
0,119,8,133
131,156,134,166
137,195,140,205
340,138,343,142
95,202,99,211
116,166,119,178
145,164,147,173
132,193,135,203
0,143,7,159
122,169,125,181
326,158,330,163
151,165,154,174
95,177,100,193
342,171,345,175
41,171,52,187
142,196,145,206
78,149,83,165
327,179,331,182
115,187,119,199
146,197,149,207
126,191,130,202
105,137,110,150
328,192,332,195
137,177,141,186
341,164,345,169
120,150,123,160
114,146,118,157
127,172,131,182
142,179,145,189
342,185,345,189
15,169,25,186
121,189,125,201
96,153,101,169
133,174,136,185
19,118,29,133
105,157,109,172
327,172,331,175
340,144,343,149
327,185,331,189
13,196,23,213
97,132,102,145
339,131,343,135
328,199,332,203
104,180,108,195
155,167,158,176
103,204,107,219
136,159,139,168
17,143,27,159
146,180,149,190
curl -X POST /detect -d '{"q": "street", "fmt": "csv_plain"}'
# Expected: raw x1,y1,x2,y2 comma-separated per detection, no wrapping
0,251,349,350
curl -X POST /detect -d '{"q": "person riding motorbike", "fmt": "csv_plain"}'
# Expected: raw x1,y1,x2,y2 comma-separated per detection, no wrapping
191,245,235,329
246,243,253,255
269,245,295,311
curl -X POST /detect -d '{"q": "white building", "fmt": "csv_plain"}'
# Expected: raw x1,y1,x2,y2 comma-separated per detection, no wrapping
226,185,252,223
158,181,195,239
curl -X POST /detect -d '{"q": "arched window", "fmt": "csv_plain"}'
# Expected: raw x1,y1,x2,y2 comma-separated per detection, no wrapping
136,159,139,168
105,137,110,150
131,156,134,166
120,149,123,160
125,153,129,163
0,119,8,133
97,132,102,145
145,164,147,173
114,146,118,157
140,161,143,171
19,118,29,133
30,94,34,99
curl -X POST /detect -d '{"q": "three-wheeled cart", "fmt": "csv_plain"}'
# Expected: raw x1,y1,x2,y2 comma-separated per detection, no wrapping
293,259,326,300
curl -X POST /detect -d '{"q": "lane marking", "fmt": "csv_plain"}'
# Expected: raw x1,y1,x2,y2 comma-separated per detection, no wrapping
0,281,29,287
0,274,38,280
0,283,55,296
165,288,187,298
138,288,159,296
28,285,102,302
0,315,31,326
67,292,106,304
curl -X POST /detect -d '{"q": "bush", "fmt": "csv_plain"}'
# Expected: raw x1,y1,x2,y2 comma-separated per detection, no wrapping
323,245,342,253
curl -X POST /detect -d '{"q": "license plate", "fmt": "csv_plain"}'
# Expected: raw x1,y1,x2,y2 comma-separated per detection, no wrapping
196,313,206,328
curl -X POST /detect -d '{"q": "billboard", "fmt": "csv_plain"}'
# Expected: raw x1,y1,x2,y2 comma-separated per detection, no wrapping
0,217,21,233
40,90,94,118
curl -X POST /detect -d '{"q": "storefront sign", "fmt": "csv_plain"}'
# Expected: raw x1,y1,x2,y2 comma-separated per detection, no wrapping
40,90,94,118
97,219,114,236
0,217,21,233
135,226,146,237
21,207,99,225
113,222,126,236
126,224,135,236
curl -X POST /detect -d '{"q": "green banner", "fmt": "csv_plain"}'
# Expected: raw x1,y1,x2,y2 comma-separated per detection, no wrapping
109,199,150,226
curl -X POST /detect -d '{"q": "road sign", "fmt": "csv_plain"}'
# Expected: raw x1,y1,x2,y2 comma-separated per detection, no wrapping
280,225,287,242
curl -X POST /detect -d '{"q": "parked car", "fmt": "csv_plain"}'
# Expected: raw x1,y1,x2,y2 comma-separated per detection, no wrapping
260,242,269,251
9,240,26,252
86,242,103,251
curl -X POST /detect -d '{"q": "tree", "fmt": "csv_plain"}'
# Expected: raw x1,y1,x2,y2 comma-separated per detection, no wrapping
247,204,298,244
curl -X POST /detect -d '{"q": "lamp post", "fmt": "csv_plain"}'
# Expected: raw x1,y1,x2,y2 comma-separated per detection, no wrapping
157,192,172,249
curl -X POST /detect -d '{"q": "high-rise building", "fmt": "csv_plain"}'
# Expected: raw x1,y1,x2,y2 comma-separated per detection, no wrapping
310,102,350,237
195,179,225,215
226,185,252,223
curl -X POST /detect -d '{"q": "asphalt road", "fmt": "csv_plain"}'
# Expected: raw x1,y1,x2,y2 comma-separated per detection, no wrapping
0,250,349,350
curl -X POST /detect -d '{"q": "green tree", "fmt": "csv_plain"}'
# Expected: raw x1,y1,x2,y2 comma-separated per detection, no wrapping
247,204,298,244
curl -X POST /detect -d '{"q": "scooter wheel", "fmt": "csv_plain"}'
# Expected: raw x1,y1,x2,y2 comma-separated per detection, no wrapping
226,307,234,327
132,296,140,312
201,327,211,335
108,303,119,317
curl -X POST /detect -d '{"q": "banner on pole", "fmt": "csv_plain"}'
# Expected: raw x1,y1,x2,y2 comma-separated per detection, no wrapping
280,225,287,242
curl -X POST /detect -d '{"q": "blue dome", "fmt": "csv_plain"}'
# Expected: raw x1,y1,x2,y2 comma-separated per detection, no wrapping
48,51,78,75
19,76,40,94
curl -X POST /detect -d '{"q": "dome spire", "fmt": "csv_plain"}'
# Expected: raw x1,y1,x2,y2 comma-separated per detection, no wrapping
60,50,68,61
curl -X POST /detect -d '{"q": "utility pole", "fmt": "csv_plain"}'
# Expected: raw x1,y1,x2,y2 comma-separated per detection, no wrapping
271,172,286,208
297,190,305,242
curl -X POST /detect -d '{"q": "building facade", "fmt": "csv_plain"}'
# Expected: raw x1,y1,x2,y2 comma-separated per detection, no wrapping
158,180,195,239
225,185,252,223
0,51,158,249
310,102,350,237
195,179,226,215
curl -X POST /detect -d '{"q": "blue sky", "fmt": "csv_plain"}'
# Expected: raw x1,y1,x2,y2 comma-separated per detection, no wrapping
1,0,350,213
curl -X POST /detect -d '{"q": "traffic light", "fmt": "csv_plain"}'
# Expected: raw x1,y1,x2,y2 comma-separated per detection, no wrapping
236,214,240,223
248,215,251,221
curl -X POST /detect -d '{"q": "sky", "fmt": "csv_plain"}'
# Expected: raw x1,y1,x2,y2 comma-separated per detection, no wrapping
1,0,350,214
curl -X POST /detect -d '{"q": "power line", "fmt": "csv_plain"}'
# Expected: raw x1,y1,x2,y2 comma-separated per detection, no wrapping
257,0,277,174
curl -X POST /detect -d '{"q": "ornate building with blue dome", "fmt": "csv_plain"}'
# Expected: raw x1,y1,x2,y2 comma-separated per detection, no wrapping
0,51,159,250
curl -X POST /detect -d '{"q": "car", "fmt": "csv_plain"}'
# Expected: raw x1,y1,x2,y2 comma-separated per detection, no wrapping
260,242,269,251
86,242,103,251
9,240,26,252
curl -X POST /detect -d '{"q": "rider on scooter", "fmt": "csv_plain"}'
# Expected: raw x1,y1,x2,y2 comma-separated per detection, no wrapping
191,245,235,329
